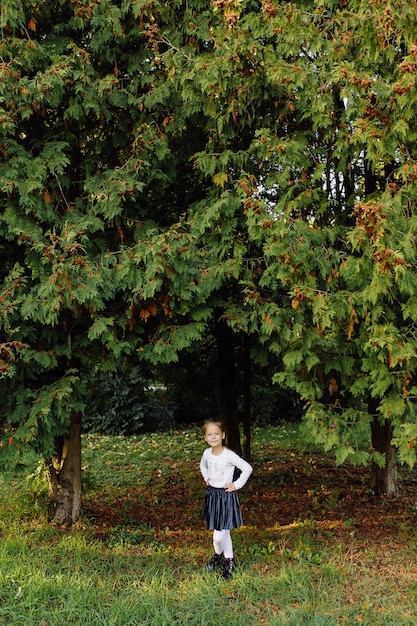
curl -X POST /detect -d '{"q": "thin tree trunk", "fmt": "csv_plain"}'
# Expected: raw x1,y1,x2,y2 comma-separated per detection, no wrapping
370,412,398,497
215,315,242,455
46,411,82,526
242,335,251,461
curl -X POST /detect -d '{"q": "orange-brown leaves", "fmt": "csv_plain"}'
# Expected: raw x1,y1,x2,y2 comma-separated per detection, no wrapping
328,378,339,395
28,16,37,31
139,301,158,321
354,201,386,243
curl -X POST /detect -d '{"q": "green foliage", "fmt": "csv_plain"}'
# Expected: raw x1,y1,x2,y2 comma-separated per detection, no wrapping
83,367,175,435
3,0,417,480
0,0,179,458
1,372,85,465
392,418,417,468
300,404,373,466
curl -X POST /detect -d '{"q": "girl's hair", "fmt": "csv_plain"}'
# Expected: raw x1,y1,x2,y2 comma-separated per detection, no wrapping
203,418,228,445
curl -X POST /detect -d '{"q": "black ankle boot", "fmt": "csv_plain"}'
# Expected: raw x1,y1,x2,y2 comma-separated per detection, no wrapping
222,558,235,580
206,553,223,571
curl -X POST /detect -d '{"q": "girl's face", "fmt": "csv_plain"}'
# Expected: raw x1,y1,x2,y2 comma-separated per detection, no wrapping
204,423,224,450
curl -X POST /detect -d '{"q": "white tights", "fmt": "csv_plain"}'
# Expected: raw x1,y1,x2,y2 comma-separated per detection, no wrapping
213,529,233,560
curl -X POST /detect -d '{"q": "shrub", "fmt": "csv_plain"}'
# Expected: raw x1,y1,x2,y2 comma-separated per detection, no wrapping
83,367,175,435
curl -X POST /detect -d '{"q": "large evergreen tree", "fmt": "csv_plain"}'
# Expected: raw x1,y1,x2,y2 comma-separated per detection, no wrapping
3,0,417,526
0,0,181,523
141,0,417,495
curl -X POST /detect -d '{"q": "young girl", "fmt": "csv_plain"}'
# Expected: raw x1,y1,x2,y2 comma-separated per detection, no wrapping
200,418,253,580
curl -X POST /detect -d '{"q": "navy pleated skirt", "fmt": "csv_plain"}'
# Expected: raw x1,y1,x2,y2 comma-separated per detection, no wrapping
202,486,243,530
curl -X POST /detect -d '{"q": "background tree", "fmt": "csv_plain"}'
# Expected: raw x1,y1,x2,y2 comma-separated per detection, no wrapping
235,0,417,495
0,0,265,521
3,0,417,527
0,0,178,524
137,0,417,494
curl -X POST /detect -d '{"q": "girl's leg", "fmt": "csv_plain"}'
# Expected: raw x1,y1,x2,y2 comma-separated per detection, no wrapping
213,529,233,559
212,529,224,555
210,531,235,578
222,530,233,560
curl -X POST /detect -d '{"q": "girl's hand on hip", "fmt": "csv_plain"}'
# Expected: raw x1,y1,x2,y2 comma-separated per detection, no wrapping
225,483,236,492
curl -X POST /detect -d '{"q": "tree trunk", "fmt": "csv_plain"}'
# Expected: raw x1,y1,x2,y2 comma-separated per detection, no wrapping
242,335,251,461
370,412,398,497
46,411,82,526
215,315,242,455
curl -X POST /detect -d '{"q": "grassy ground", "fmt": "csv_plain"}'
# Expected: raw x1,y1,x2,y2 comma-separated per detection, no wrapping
1,424,417,625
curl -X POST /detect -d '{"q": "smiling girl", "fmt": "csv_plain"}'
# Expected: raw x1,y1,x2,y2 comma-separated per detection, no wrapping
199,418,253,580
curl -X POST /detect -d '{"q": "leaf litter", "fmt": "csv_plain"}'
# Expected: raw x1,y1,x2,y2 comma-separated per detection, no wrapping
82,435,417,560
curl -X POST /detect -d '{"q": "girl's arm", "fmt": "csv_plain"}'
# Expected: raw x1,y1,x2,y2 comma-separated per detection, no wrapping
227,450,253,490
199,451,209,484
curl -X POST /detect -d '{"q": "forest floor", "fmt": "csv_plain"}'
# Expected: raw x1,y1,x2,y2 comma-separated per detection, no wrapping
4,425,417,625
82,426,417,553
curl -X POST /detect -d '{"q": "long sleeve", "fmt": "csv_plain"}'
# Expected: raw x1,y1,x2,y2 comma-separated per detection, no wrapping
200,450,210,483
228,450,253,490
200,447,252,490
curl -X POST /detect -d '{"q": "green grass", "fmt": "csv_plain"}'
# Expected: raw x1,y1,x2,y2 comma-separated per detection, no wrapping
1,425,417,625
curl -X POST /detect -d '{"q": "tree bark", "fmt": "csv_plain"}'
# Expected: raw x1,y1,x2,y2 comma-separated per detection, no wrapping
370,412,398,497
215,315,242,455
242,335,251,461
46,411,82,526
